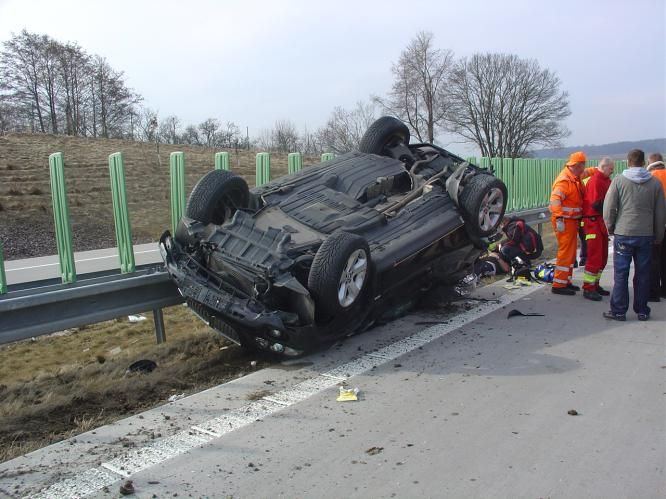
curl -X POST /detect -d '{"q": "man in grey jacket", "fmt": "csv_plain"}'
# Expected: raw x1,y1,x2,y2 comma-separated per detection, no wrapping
603,149,666,321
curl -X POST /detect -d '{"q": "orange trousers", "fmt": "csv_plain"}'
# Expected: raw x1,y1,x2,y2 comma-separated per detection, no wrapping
551,218,579,288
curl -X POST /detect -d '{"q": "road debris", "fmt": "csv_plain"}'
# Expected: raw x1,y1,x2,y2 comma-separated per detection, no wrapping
127,359,157,374
337,386,359,402
168,393,185,402
365,446,384,455
119,480,135,495
507,309,545,318
128,314,147,323
567,409,579,416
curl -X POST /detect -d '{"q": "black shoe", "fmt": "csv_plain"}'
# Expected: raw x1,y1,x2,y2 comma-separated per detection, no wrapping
567,283,581,292
638,313,650,321
596,286,610,296
579,258,586,266
603,311,626,321
573,260,578,268
583,290,602,301
552,287,576,296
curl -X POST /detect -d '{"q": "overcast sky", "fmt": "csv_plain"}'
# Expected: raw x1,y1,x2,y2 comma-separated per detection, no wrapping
0,0,664,155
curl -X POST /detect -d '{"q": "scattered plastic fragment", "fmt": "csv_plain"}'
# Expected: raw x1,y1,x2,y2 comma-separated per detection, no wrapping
336,386,359,402
507,309,545,319
365,446,384,455
168,393,185,402
567,409,579,416
128,314,146,323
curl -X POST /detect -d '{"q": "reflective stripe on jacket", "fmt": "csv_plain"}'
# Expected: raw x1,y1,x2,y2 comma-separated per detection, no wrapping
550,167,586,220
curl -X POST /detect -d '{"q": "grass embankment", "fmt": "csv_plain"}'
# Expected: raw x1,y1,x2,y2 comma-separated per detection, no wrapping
0,306,272,463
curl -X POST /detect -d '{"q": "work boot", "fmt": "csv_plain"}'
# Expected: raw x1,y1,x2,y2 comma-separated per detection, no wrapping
552,287,576,296
566,283,580,292
596,285,610,296
583,290,602,301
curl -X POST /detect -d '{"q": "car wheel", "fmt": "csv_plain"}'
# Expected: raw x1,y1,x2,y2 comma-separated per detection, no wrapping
186,170,249,225
358,116,410,156
308,231,371,317
459,174,507,237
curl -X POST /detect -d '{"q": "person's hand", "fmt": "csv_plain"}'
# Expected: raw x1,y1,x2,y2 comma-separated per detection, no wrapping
556,217,565,232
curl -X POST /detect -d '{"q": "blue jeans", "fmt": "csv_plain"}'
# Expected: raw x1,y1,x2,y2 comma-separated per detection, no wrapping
610,235,654,316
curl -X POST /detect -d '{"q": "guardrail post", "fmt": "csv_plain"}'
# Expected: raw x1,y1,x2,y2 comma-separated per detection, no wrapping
256,152,271,186
0,241,7,295
109,152,135,273
170,152,186,235
215,152,230,171
49,152,77,284
288,152,303,174
321,152,335,162
153,308,166,344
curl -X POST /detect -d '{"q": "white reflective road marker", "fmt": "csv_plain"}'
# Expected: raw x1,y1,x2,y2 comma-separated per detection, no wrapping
30,283,540,499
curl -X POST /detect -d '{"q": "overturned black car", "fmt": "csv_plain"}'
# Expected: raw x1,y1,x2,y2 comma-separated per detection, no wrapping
160,117,507,356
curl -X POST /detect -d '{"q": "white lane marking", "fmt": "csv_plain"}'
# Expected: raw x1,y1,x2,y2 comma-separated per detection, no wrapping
25,468,117,499
30,283,540,499
6,249,159,272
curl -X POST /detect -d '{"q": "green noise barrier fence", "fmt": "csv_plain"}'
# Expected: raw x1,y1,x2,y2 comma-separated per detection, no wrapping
256,152,271,186
288,152,303,174
169,152,186,235
49,152,77,284
109,152,136,273
0,241,6,294
215,151,230,171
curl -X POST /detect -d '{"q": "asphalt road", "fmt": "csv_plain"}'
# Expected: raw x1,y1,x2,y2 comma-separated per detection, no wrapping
1,264,664,499
3,243,161,284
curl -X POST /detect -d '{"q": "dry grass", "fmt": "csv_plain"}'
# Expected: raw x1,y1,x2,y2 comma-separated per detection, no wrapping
0,305,272,463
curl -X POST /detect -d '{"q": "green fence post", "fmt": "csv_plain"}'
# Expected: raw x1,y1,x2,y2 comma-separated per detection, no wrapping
49,152,76,284
256,152,271,186
108,152,135,274
170,152,186,235
0,241,7,294
321,152,335,162
215,152,230,171
288,152,303,174
480,157,492,170
466,156,478,166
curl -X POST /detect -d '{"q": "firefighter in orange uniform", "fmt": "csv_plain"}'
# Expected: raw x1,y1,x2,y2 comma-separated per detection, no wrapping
581,158,614,301
550,151,587,295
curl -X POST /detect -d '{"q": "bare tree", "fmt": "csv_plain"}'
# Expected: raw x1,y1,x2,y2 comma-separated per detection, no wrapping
317,101,376,154
159,115,180,144
0,30,141,138
374,31,453,143
271,119,299,152
299,124,324,155
181,124,200,145
446,53,571,158
198,118,220,147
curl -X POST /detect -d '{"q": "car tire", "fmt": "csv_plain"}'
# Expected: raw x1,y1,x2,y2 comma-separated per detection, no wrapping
358,116,410,156
186,170,249,225
458,174,507,237
308,231,371,317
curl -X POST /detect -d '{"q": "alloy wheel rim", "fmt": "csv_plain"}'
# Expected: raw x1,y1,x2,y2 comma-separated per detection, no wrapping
338,249,368,307
478,187,504,231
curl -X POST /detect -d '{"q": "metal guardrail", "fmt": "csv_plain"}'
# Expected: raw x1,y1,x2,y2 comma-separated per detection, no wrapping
0,206,550,347
0,265,183,345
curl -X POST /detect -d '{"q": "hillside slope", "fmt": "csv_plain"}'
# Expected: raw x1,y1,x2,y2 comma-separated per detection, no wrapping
0,134,316,259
